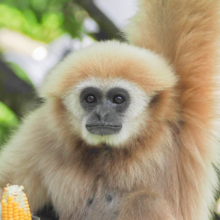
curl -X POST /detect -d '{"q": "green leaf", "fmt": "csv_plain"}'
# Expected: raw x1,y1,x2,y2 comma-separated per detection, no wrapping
0,102,18,147
0,102,18,126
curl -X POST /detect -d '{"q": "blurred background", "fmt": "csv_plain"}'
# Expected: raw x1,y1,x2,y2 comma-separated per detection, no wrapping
0,0,137,146
0,0,220,220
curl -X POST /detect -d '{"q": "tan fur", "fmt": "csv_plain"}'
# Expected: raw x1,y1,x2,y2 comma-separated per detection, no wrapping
0,0,220,220
125,0,220,219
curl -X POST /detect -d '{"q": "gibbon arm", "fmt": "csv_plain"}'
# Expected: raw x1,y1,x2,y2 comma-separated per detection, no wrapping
125,0,220,127
125,0,220,219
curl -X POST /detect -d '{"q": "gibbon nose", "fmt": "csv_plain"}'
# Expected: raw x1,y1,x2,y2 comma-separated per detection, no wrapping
96,105,111,121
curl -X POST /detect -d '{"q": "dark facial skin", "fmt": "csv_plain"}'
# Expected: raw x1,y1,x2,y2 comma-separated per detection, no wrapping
80,87,130,136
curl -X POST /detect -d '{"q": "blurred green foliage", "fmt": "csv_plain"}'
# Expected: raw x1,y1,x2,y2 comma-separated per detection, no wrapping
0,0,87,146
0,0,87,43
0,102,18,147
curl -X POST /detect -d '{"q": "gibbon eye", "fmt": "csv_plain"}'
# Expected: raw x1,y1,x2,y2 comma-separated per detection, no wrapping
85,95,96,103
113,95,124,104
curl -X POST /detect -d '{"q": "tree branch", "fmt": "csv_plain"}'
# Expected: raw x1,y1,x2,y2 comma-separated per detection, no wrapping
73,0,124,41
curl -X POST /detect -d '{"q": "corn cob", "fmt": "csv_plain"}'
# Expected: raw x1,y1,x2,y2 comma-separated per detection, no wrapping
1,184,32,220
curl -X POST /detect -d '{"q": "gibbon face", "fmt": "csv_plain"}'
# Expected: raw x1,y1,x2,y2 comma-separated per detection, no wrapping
40,41,177,147
63,77,151,146
81,87,130,136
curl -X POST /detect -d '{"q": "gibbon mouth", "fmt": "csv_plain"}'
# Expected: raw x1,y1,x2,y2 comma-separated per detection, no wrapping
86,124,122,136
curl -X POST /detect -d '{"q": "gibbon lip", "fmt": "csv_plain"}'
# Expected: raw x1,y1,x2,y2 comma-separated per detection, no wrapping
86,124,122,136
86,124,122,129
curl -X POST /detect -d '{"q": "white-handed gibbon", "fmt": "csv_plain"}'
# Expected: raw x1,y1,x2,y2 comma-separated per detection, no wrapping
0,0,220,220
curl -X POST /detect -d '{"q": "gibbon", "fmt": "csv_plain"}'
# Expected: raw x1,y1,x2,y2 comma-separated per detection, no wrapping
0,0,220,220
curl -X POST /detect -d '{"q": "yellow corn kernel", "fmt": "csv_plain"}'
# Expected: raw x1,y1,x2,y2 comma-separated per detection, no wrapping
7,197,13,202
1,185,32,220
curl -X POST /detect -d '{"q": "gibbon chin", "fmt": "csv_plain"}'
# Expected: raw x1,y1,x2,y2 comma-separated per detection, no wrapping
0,0,220,220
